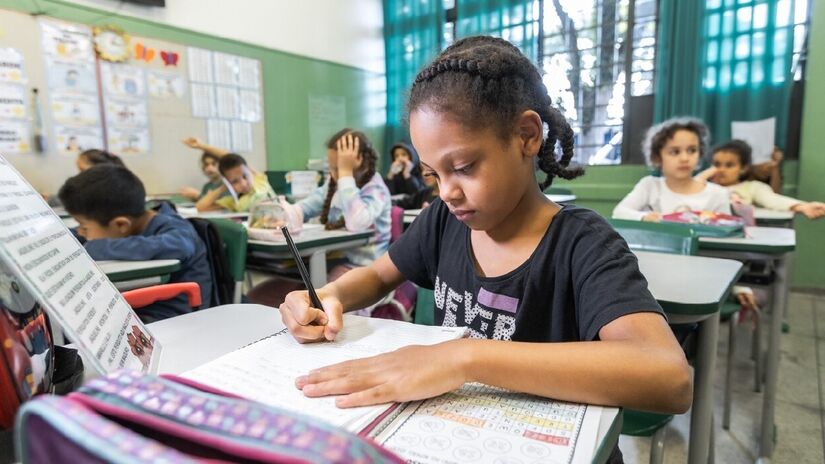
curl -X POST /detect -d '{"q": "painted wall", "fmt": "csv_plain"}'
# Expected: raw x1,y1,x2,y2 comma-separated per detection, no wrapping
63,0,385,74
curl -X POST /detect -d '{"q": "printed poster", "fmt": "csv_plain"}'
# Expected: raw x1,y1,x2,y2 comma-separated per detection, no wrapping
39,19,95,62
147,70,186,98
187,47,214,83
231,121,252,153
107,127,151,156
239,89,261,122
46,60,98,95
0,84,26,120
0,122,31,154
215,86,239,119
53,125,103,156
207,119,232,150
238,57,260,89
0,48,26,84
104,97,149,128
100,63,146,98
190,83,216,118
213,52,239,86
50,93,100,127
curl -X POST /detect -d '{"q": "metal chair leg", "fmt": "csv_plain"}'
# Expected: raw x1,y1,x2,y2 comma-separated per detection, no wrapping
649,426,666,464
724,318,735,430
754,309,763,393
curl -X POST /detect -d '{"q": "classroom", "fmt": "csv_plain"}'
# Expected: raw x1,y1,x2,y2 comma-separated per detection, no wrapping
0,0,823,463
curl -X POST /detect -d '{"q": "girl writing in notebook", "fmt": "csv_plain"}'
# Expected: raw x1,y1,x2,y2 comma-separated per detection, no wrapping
612,117,731,221
280,36,691,433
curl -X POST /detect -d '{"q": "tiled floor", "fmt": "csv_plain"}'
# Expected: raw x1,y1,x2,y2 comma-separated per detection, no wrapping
620,290,825,463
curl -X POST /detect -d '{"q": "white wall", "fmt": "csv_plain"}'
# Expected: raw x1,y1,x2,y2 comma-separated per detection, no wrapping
65,0,385,74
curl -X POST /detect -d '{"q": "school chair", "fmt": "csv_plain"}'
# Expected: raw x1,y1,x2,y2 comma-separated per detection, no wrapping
608,219,699,464
122,283,202,310
207,218,248,304
187,218,239,306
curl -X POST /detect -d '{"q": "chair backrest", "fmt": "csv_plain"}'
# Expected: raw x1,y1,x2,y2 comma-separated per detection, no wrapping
390,206,404,243
608,219,699,256
207,219,248,283
187,218,233,306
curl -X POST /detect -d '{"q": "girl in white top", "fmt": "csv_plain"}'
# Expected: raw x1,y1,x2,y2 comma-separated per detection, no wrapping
613,117,731,221
700,139,825,220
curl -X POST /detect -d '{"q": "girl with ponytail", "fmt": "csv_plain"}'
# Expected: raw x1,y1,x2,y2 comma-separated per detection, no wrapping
279,37,691,446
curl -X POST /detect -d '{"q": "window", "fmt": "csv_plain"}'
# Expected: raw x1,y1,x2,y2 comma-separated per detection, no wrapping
541,0,657,165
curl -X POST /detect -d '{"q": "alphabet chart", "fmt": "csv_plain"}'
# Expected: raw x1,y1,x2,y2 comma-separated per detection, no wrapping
377,383,601,464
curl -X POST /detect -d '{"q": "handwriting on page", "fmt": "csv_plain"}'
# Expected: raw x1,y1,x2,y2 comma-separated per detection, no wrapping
182,316,466,430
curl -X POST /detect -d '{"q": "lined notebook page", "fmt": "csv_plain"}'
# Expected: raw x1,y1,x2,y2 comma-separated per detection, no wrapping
182,315,466,430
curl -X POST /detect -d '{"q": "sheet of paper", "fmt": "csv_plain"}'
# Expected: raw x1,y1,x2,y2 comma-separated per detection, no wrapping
182,315,466,430
215,86,239,119
107,127,151,156
239,89,260,122
187,47,214,83
731,118,776,164
206,118,232,150
377,384,600,464
0,121,31,154
100,63,146,97
288,170,320,199
190,83,215,118
39,19,95,63
0,156,161,374
230,120,252,153
50,92,100,127
53,125,103,156
104,97,149,128
0,48,26,84
213,52,239,86
46,60,98,95
0,84,26,120
147,70,186,99
238,57,260,89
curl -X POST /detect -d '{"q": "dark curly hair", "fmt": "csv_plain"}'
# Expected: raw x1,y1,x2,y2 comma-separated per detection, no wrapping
78,149,125,169
320,128,378,230
407,35,584,190
711,139,753,181
643,117,710,167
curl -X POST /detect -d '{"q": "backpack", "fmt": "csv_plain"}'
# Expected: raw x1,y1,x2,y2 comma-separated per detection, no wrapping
187,218,234,307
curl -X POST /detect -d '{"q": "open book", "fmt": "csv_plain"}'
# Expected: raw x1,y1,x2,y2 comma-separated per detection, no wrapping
181,315,615,464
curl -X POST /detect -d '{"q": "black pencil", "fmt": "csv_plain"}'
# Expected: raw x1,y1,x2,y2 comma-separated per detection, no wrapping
281,226,324,310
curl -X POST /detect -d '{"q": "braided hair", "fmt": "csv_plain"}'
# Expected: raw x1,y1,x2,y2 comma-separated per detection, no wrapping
319,128,378,230
408,36,583,190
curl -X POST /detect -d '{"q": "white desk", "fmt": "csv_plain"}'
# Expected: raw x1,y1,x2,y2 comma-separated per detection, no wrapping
699,226,795,461
247,228,373,288
97,259,181,291
635,251,743,464
146,304,621,463
547,193,577,203
177,206,249,220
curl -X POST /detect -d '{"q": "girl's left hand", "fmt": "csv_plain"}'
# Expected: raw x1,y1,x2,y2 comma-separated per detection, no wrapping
336,133,360,178
793,202,825,220
295,340,468,408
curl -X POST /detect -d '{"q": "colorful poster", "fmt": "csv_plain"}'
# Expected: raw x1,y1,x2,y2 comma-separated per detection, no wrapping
46,60,98,95
213,52,239,86
190,83,216,118
238,57,260,89
53,125,103,156
50,93,100,126
104,97,149,128
147,70,186,98
100,63,146,97
39,19,95,62
0,84,26,120
187,47,213,83
0,122,31,154
107,127,151,156
215,86,239,119
231,121,252,153
206,119,232,150
0,48,26,84
239,89,260,122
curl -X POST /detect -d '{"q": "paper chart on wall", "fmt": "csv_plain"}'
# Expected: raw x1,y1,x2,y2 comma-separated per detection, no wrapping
147,70,186,99
231,121,252,153
50,93,100,127
215,86,239,119
53,125,103,156
100,63,146,98
46,60,98,95
0,122,31,154
207,119,232,151
239,89,260,122
39,19,95,63
104,97,149,128
0,48,26,84
187,47,214,83
190,83,216,118
107,127,151,156
237,57,260,89
213,51,239,86
0,84,26,120
0,157,162,375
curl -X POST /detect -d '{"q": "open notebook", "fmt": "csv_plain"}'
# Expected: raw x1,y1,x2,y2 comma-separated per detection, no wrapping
181,315,612,464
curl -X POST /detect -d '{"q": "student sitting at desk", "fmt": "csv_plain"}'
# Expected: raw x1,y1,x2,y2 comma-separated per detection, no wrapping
280,38,691,463
58,165,213,322
384,142,425,196
188,139,275,212
700,139,825,219
76,148,126,172
248,129,391,307
612,117,731,221
178,137,230,202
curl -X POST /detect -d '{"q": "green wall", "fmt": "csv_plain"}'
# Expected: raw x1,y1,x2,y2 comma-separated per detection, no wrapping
793,0,825,291
2,0,386,172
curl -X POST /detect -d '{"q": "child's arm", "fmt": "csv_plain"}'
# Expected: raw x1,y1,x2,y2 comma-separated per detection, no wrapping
612,177,659,221
84,226,199,261
196,185,229,212
183,137,230,157
336,177,389,231
295,183,328,221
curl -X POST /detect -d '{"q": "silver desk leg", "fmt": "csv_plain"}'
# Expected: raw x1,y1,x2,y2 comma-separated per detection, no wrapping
759,255,788,459
688,311,720,464
309,250,327,289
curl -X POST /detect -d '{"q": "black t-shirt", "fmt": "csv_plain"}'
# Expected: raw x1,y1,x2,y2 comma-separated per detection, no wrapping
389,199,664,342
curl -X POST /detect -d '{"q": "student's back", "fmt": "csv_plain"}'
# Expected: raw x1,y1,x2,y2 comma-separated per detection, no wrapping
58,166,212,322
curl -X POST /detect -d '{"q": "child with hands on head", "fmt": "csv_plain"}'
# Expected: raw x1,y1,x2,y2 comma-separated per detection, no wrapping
179,137,228,202
280,37,691,450
612,117,731,221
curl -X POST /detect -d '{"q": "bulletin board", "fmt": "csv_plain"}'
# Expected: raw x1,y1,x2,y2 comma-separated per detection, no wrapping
0,8,267,195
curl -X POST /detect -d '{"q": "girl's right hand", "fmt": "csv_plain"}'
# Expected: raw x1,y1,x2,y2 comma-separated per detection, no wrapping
642,212,662,222
182,137,203,149
179,186,200,201
279,290,344,343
